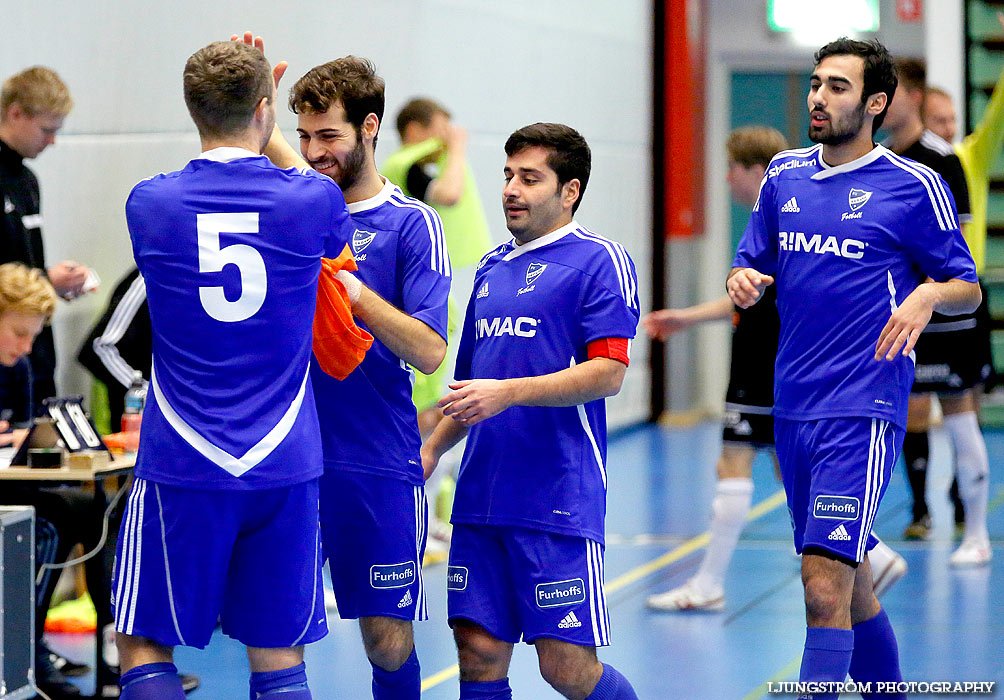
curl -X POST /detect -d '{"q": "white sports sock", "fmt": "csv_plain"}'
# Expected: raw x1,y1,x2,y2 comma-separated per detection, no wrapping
692,477,754,594
944,411,990,542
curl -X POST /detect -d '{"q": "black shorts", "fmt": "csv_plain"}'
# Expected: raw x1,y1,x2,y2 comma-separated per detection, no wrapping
912,283,993,394
722,402,775,447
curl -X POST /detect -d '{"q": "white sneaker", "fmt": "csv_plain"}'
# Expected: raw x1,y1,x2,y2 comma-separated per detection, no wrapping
646,580,725,612
950,537,992,567
872,552,907,598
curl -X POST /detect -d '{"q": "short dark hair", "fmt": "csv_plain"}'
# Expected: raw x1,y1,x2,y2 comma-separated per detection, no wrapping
814,37,898,134
504,123,591,213
396,97,450,139
289,57,384,147
895,57,925,93
183,42,272,140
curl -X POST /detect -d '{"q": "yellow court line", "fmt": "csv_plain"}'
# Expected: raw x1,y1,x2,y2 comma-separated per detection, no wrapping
420,488,789,692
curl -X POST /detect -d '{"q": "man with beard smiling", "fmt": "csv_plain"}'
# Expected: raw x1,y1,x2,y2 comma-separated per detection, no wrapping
254,44,451,700
729,39,980,700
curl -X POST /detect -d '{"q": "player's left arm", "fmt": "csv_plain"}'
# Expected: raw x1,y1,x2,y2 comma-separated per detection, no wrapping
875,278,981,361
438,355,628,427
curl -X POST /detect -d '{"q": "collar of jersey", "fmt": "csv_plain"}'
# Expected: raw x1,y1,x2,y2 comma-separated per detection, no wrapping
812,144,887,180
195,146,264,163
347,176,397,214
502,220,579,261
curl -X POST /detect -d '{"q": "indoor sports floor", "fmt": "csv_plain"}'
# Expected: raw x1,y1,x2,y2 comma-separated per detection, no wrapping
50,422,1004,699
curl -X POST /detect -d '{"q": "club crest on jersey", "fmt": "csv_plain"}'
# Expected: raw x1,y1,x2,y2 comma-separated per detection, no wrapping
813,495,860,521
526,262,547,285
841,189,872,220
536,578,586,608
352,228,376,256
370,561,416,589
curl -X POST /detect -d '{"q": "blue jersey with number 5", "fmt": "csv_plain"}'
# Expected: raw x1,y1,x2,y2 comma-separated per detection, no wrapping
125,148,352,490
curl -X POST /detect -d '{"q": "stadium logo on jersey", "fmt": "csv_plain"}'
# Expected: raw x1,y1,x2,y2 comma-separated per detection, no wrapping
780,197,800,213
447,566,469,591
476,316,538,339
767,159,814,179
828,524,853,541
558,611,583,629
477,281,490,299
779,231,866,260
536,578,587,608
370,561,416,589
352,228,377,255
813,495,860,521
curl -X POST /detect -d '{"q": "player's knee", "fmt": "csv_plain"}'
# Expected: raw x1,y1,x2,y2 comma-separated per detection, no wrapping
363,634,414,671
454,624,508,680
537,644,599,697
802,573,846,622
116,632,174,671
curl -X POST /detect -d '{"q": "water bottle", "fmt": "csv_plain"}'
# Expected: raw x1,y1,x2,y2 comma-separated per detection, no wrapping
122,371,146,453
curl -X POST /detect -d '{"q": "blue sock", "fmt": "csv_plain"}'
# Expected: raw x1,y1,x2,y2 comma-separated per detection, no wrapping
119,662,185,700
849,609,906,699
799,627,854,700
371,647,420,700
459,677,512,699
586,663,640,699
249,662,311,699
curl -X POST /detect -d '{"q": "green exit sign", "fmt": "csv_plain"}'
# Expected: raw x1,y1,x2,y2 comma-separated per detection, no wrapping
768,0,880,33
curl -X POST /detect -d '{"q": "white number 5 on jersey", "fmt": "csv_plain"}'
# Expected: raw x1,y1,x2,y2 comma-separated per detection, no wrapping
197,212,267,322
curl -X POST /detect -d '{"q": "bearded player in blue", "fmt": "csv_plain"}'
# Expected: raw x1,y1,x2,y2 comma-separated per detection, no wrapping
729,39,980,700
423,123,640,700
111,42,353,700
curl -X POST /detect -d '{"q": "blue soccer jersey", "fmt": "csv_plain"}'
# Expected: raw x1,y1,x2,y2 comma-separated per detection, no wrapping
451,221,640,544
734,144,978,429
126,147,353,490
312,178,450,485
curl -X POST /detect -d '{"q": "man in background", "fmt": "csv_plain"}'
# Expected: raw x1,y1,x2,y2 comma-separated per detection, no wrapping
0,66,96,412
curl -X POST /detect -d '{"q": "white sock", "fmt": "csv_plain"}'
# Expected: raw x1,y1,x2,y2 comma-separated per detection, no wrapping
868,537,897,578
944,411,990,542
692,477,753,594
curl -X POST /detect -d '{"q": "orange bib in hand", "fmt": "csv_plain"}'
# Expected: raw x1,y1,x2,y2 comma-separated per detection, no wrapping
313,245,373,379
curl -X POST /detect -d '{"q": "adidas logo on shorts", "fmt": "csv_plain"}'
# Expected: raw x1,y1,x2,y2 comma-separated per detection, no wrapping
780,197,800,213
828,524,852,541
398,590,413,608
558,611,583,629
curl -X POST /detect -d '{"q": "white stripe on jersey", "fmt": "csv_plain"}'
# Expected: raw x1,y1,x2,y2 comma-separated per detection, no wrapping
881,152,957,230
476,243,511,271
755,145,823,212
388,194,452,277
150,363,310,478
571,229,638,310
115,478,144,635
857,420,889,561
412,486,429,621
93,274,148,388
570,355,608,488
585,540,602,646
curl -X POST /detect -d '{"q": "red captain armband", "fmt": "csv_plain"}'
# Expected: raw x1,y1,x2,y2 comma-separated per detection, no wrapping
587,338,630,366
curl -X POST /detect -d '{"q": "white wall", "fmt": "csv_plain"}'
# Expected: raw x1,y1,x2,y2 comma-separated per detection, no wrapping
693,0,925,414
4,0,652,427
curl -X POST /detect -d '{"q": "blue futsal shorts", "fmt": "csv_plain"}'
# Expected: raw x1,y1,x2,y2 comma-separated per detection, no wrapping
319,470,428,621
447,524,610,647
112,477,326,649
774,417,903,563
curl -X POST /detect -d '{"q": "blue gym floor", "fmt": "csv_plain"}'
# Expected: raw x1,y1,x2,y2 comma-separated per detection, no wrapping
50,422,1004,698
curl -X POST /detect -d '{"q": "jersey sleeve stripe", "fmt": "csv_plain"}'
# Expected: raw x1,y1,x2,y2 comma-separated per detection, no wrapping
573,229,639,309
93,274,148,388
883,153,957,230
388,195,452,277
903,157,958,229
